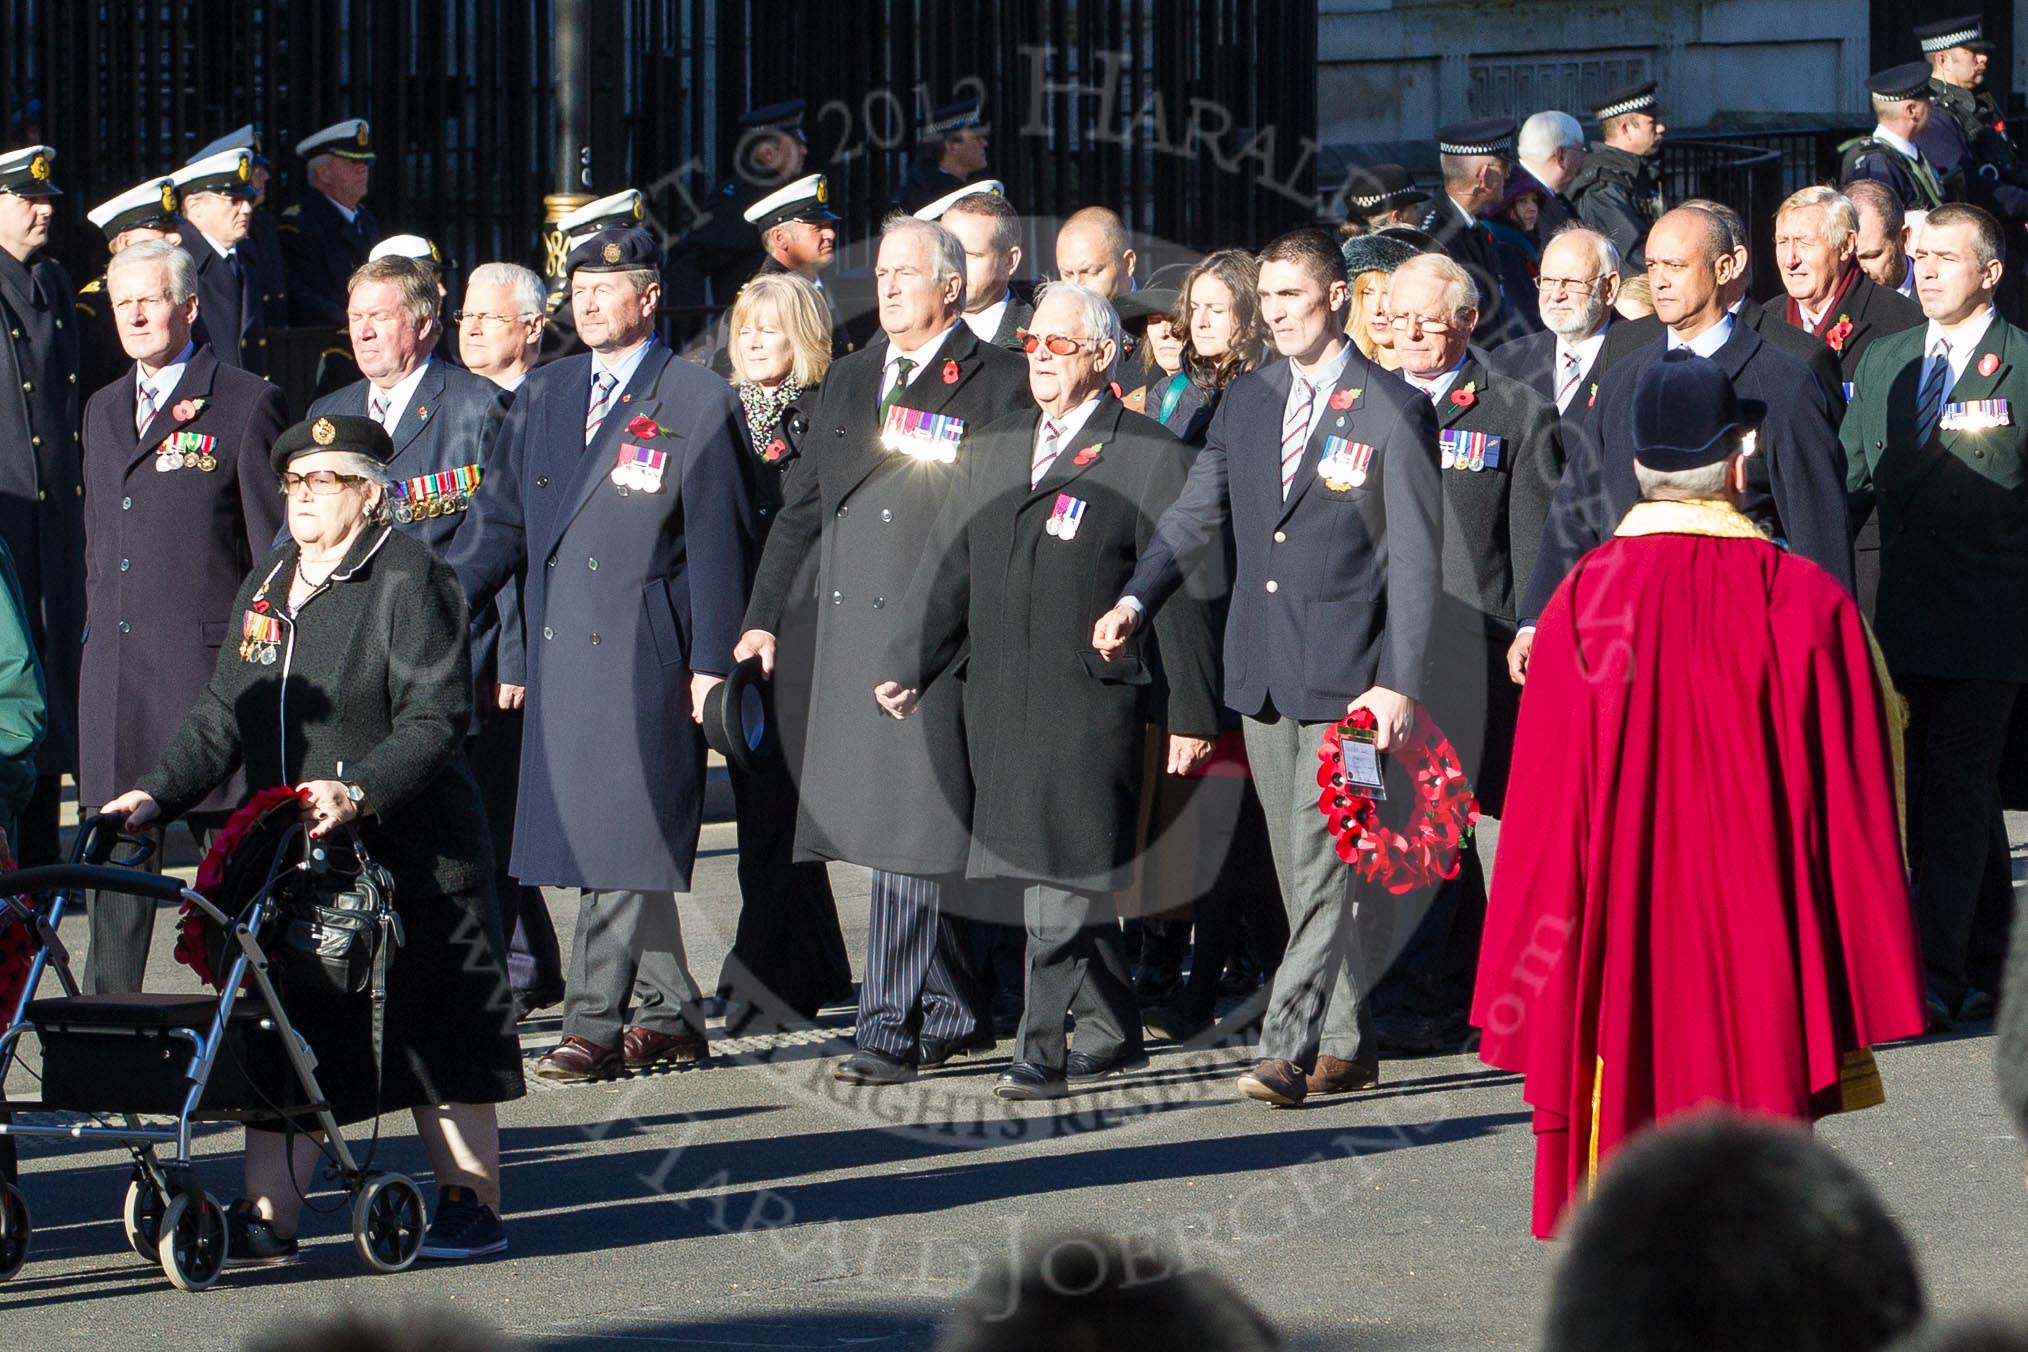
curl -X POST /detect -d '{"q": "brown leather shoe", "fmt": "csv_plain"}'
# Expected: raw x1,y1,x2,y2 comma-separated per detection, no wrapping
1236,1057,1308,1107
621,1025,709,1071
1305,1055,1380,1096
531,1035,619,1083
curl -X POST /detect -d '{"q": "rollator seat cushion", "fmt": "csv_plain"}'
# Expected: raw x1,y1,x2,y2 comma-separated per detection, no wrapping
25,992,254,1029
27,994,288,1116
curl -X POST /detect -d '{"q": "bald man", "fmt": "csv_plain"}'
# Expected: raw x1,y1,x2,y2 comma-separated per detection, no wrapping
1055,207,1137,299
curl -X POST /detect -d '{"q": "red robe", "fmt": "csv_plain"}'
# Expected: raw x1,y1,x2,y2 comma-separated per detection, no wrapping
1471,502,1925,1239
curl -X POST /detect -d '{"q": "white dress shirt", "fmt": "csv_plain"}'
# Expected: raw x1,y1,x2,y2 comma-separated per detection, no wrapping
1282,340,1354,444
963,294,1013,344
1031,393,1103,483
1919,305,1998,400
365,357,433,430
592,335,656,401
1553,329,1609,411
136,340,196,430
880,324,960,405
1402,354,1468,405
1666,312,1736,357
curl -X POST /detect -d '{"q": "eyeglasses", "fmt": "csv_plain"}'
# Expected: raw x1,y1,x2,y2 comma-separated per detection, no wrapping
277,470,368,496
450,310,536,327
1016,331,1094,356
1385,313,1454,334
1535,275,1607,295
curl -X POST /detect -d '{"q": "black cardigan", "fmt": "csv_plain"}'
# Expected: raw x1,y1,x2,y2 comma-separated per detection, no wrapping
139,524,492,898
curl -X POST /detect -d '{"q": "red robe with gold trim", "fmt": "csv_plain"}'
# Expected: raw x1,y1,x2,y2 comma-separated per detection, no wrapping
1471,501,1925,1239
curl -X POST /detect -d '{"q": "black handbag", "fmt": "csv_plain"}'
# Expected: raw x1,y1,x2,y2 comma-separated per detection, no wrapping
273,830,402,998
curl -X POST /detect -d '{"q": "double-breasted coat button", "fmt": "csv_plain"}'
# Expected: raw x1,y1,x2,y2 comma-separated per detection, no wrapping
19,381,29,393
121,496,132,510
873,597,885,609
543,626,555,640
1265,579,1279,593
831,590,843,604
546,555,556,568
588,557,598,570
27,436,38,447
590,633,601,645
837,504,848,517
119,559,130,572
117,621,130,634
1273,530,1287,543
536,475,549,488
35,491,44,502
759,506,770,517
881,509,893,522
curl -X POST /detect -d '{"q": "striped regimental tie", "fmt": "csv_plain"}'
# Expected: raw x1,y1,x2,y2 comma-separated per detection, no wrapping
1280,378,1315,499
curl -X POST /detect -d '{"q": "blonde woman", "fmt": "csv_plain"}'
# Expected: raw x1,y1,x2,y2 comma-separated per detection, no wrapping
718,270,851,1024
1341,233,1421,369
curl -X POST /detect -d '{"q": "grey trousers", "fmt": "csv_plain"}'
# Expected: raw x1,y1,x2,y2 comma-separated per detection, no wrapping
1016,882,1141,1070
1242,712,1376,1068
564,888,703,1046
855,870,981,1060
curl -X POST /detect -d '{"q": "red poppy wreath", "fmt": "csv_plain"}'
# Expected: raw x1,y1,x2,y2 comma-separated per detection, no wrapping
1314,707,1478,893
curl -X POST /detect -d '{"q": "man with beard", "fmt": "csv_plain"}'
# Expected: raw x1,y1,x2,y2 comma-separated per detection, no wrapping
1486,226,1621,435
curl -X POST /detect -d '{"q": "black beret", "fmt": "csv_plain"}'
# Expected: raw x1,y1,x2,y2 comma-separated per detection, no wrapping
271,414,394,474
566,225,661,275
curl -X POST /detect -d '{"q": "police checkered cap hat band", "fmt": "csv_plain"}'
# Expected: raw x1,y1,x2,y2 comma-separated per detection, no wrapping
558,188,646,248
738,99,807,133
1345,162,1429,211
742,172,841,230
294,118,374,160
1915,15,1995,53
189,124,265,167
0,144,60,196
1436,118,1517,157
911,178,1005,221
923,97,984,137
1592,82,1660,121
1868,62,1936,103
369,233,449,268
172,147,256,198
87,176,179,236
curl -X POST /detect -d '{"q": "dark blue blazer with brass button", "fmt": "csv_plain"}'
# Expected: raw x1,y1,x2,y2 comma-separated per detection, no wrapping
278,191,380,328
449,340,757,891
1123,345,1444,722
309,358,516,692
179,229,267,378
79,343,286,809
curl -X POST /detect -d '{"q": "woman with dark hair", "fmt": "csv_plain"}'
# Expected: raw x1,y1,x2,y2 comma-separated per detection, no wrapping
1135,246,1286,1039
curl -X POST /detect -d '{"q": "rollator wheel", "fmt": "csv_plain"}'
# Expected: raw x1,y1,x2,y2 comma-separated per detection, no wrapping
351,1172,425,1274
157,1188,228,1291
0,1180,31,1281
121,1171,168,1263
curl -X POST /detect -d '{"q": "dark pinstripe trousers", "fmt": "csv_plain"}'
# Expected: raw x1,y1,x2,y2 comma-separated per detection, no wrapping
854,869,981,1060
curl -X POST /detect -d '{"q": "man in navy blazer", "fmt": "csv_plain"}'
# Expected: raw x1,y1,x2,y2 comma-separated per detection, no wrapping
450,227,756,1083
1095,228,1444,1107
1513,207,1853,679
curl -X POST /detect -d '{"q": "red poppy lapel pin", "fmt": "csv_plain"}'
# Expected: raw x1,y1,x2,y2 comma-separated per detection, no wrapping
1450,383,1476,409
170,397,206,423
1586,382,1598,409
1823,315,1854,354
626,414,670,439
942,359,960,385
1980,352,2001,378
762,438,786,462
1329,388,1355,411
1074,441,1103,466
417,405,429,420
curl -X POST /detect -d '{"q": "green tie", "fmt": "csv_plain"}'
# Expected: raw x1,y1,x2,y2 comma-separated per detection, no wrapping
877,356,917,422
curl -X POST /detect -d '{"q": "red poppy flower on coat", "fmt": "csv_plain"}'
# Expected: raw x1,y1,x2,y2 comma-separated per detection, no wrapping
1980,352,2001,378
1822,316,1854,354
762,438,786,462
1074,442,1102,466
1450,388,1476,408
942,359,960,385
1329,388,1354,411
626,414,665,439
170,398,201,422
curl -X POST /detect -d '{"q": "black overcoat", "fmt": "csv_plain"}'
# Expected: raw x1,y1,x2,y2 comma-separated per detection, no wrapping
180,231,267,377
278,191,381,328
0,248,84,776
743,321,1031,874
1755,272,1922,386
887,397,1220,890
79,344,287,808
449,341,757,891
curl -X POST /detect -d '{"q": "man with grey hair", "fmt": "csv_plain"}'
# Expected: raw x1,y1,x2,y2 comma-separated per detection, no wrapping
77,236,287,991
875,281,1218,1098
1771,184,1921,386
1488,226,1622,421
457,261,547,390
1515,110,1586,238
738,215,1031,1087
1374,251,1561,1053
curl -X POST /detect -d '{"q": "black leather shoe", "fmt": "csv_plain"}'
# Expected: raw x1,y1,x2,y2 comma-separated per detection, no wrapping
832,1048,917,1085
1924,991,1955,1033
512,982,567,1022
993,1061,1068,1100
1958,988,1996,1023
918,1029,996,1068
1142,1003,1211,1042
1066,1048,1150,1083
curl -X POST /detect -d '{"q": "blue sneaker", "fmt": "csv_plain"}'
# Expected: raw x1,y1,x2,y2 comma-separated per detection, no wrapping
418,1186,507,1260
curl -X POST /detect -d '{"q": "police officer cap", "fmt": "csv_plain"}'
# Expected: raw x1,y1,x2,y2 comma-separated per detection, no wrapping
924,97,984,138
87,176,181,238
739,100,807,134
0,145,60,197
173,148,258,199
566,225,661,275
1592,82,1661,121
1436,118,1516,157
743,173,841,232
1344,162,1430,213
271,414,395,475
1868,63,1935,104
1341,232,1423,280
1631,352,1756,473
1916,15,1997,54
